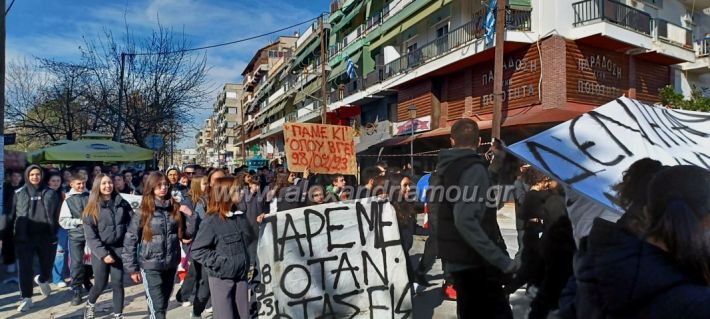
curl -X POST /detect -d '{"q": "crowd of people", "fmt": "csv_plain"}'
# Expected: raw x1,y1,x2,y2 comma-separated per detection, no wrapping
0,117,708,319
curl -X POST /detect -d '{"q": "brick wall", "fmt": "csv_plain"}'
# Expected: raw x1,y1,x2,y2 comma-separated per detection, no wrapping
541,35,567,109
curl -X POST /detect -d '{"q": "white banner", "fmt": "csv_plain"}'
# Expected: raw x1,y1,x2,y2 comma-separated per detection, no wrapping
120,194,142,210
255,199,412,318
507,97,710,211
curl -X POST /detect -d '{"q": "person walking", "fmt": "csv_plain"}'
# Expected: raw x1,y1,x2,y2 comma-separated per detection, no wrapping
432,119,517,319
9,165,62,312
59,171,92,305
191,176,252,319
122,172,194,319
1,170,23,276
82,173,133,319
47,172,69,288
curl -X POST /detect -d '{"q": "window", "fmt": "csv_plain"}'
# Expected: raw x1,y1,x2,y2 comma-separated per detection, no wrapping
228,107,237,114
406,42,418,53
436,24,449,38
268,50,279,58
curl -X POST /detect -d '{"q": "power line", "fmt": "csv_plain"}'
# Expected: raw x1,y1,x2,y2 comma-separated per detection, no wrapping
5,0,15,15
130,15,322,56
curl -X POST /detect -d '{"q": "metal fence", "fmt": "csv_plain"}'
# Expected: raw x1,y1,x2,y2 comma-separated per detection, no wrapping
573,0,652,35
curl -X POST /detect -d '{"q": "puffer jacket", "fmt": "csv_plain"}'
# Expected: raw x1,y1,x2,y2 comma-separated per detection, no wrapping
191,212,251,280
83,194,133,259
572,219,710,318
122,199,193,272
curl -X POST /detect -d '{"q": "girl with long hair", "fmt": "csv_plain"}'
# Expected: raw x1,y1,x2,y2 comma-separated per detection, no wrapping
122,172,194,319
191,176,253,319
82,173,134,319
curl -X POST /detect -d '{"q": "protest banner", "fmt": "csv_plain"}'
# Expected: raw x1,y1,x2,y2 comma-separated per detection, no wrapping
254,199,412,319
507,97,710,211
284,122,357,176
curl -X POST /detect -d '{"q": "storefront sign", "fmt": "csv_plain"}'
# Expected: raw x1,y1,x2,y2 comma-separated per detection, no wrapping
393,116,431,135
472,45,541,110
255,199,412,318
567,42,629,105
284,122,357,175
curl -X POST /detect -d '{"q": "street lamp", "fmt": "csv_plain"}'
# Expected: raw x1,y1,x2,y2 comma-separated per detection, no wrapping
407,105,417,177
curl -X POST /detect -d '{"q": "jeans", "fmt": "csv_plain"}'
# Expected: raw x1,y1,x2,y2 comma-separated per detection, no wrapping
53,229,69,284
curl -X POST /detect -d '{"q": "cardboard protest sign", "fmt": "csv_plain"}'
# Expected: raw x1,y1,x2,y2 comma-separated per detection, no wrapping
284,122,357,175
507,97,710,211
254,199,412,319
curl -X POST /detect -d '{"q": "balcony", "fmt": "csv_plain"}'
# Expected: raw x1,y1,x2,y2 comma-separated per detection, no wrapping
698,37,710,57
573,0,652,35
655,19,692,49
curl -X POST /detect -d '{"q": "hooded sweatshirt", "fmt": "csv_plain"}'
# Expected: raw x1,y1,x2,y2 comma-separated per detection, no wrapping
436,148,513,273
10,165,61,242
573,219,710,318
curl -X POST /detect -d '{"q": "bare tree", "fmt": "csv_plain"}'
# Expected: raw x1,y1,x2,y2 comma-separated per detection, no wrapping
5,58,94,142
80,23,210,150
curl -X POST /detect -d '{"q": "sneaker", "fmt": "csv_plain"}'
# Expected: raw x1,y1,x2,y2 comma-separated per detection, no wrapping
84,303,96,319
182,301,192,308
34,275,51,297
56,281,68,288
17,298,32,312
113,314,124,319
204,307,213,313
412,283,421,294
6,263,17,273
71,290,83,306
443,283,457,301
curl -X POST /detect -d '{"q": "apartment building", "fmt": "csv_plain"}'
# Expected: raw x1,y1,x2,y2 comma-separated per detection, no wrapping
195,117,216,167
225,0,709,171
213,83,244,167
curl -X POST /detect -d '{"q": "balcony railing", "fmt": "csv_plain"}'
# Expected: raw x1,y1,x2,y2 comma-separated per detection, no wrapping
328,9,532,103
656,19,692,48
699,37,710,57
573,0,652,35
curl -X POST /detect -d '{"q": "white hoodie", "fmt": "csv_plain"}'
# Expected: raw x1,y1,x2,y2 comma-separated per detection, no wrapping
59,189,88,230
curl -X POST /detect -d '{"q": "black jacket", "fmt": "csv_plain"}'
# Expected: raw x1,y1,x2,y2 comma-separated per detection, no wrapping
7,165,62,242
0,182,22,238
191,212,251,280
569,219,710,318
237,189,262,258
83,194,133,259
122,199,194,272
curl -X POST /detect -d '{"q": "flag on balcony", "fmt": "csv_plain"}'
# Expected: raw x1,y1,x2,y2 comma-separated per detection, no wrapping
485,0,497,45
346,57,357,80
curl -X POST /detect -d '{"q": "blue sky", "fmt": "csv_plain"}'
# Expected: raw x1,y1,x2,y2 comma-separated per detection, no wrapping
6,0,329,148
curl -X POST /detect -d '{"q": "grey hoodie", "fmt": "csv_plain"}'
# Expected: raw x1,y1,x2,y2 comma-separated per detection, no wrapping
436,148,513,273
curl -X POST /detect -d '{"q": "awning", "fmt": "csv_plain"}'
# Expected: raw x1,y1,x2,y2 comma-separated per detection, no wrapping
509,0,531,10
367,0,444,49
289,38,320,73
329,50,362,80
370,135,412,148
332,1,365,33
415,103,598,140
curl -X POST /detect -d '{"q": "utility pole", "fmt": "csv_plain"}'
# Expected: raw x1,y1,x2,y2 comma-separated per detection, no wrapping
1,0,6,214
115,53,126,142
240,97,246,164
492,0,506,139
319,14,328,124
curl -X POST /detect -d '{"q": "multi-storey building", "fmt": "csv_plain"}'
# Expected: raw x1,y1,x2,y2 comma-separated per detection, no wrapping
195,117,216,167
240,36,299,161
225,0,709,172
180,148,197,167
214,83,243,168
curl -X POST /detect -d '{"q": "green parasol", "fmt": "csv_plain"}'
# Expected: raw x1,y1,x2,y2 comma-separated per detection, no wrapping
29,139,154,163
